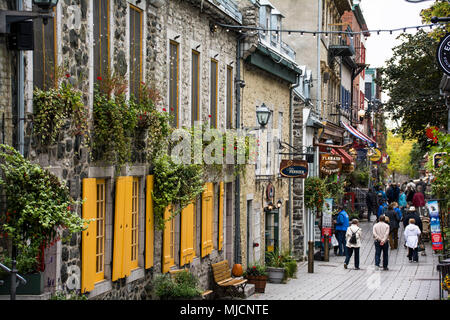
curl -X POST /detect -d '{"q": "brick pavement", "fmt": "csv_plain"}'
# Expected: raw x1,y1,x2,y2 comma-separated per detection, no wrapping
248,219,444,300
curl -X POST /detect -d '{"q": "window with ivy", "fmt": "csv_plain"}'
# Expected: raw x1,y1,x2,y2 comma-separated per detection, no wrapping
93,0,109,83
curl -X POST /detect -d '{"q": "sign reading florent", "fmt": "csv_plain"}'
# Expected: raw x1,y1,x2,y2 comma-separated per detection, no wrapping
279,160,308,178
319,154,342,175
437,33,450,76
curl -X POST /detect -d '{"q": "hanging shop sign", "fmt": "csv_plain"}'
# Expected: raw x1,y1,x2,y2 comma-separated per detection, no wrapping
266,182,274,201
437,33,450,76
433,152,446,169
279,159,308,178
426,200,443,251
319,153,342,175
368,148,382,162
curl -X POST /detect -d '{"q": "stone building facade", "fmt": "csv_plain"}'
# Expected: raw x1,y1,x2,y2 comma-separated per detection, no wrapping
1,0,244,300
236,0,301,267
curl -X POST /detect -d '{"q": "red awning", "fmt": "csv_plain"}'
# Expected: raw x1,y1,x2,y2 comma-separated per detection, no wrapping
331,148,354,165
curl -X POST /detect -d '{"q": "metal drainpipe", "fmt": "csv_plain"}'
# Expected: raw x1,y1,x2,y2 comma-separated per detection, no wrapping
289,74,301,253
234,34,246,265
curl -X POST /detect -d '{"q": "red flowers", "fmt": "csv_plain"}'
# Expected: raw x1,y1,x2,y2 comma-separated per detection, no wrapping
65,73,70,78
163,108,167,112
208,114,212,118
97,76,102,81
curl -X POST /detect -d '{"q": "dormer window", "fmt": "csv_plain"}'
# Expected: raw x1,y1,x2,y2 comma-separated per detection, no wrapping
259,1,274,35
271,9,284,44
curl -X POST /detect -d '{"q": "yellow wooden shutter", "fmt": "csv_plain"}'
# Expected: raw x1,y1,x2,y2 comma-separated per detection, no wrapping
180,202,195,266
81,178,97,293
145,175,154,269
162,206,175,273
201,183,213,257
112,176,133,281
218,182,224,251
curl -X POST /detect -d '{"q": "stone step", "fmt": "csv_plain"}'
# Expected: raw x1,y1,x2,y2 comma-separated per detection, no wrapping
244,283,255,298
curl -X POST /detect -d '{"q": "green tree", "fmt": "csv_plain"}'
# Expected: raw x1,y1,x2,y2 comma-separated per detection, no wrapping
379,30,447,148
420,0,450,41
386,131,416,180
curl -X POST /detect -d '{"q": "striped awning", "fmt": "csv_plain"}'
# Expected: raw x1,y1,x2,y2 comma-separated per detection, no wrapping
340,121,377,147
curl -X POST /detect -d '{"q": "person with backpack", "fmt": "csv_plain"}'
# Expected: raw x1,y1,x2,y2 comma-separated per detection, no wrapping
385,203,401,249
344,219,362,270
334,206,349,257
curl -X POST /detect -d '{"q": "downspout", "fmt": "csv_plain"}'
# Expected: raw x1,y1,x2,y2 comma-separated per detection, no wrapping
17,0,24,155
234,33,245,265
289,73,301,253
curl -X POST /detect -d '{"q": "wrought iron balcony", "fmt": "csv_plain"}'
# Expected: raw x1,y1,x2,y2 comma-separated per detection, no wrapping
207,0,242,24
329,33,355,57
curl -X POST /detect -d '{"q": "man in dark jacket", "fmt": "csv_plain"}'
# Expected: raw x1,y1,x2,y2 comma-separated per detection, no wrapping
366,189,378,222
393,184,400,203
386,184,395,204
385,203,401,249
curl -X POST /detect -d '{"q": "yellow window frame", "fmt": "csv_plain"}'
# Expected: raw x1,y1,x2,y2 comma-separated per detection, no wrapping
95,179,106,283
130,177,139,270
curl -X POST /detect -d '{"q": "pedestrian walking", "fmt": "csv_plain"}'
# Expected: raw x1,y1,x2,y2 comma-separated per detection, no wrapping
385,203,401,249
373,215,390,270
404,218,421,263
366,188,378,222
393,183,400,203
406,186,415,203
334,206,349,257
398,190,407,219
386,184,395,204
344,219,362,270
412,185,426,216
377,200,388,221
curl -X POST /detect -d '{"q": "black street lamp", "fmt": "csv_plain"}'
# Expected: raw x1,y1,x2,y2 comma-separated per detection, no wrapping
256,103,271,128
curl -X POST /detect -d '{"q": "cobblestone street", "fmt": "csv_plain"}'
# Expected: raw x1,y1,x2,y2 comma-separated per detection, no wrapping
249,219,443,300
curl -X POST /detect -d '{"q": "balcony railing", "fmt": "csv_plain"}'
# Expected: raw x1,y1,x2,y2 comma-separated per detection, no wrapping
258,31,296,62
329,33,355,57
207,0,242,24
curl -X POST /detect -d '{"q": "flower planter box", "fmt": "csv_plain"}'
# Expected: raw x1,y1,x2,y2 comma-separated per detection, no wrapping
0,272,44,295
267,267,285,284
245,275,268,293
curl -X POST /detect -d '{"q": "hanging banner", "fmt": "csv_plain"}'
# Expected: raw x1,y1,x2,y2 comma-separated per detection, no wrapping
322,198,333,238
426,200,443,251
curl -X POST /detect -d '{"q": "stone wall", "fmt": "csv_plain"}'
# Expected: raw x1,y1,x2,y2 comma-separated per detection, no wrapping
10,0,241,299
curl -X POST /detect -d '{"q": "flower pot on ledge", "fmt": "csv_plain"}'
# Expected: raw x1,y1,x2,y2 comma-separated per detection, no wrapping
245,275,268,293
267,267,285,284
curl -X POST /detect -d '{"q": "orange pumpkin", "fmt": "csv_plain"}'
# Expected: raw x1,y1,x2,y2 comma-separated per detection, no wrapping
232,264,243,277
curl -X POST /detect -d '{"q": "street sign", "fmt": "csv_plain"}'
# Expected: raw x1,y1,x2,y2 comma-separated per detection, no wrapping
279,159,308,178
437,33,450,76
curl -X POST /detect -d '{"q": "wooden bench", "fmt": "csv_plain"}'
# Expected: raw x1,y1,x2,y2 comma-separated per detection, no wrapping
211,260,247,298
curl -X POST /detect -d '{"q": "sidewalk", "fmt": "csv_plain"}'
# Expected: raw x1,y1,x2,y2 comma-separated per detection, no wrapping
249,219,443,300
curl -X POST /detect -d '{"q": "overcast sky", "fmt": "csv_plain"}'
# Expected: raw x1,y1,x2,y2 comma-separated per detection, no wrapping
359,0,432,69
359,0,433,129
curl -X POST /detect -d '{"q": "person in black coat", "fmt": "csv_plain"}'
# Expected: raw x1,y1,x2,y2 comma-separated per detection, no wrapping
403,206,422,231
386,184,395,204
366,188,378,222
406,186,415,203
393,184,400,203
385,203,401,249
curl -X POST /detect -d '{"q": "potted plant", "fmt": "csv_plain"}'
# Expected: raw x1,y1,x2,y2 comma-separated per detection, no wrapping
153,270,203,300
0,145,88,295
265,251,286,284
243,264,268,293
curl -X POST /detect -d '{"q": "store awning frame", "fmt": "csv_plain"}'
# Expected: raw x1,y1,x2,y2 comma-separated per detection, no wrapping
340,120,377,147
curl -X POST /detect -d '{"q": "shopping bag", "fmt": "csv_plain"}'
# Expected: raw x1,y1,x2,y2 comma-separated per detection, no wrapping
331,234,339,247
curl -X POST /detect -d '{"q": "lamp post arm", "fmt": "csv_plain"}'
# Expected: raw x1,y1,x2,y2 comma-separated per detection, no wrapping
0,10,54,34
